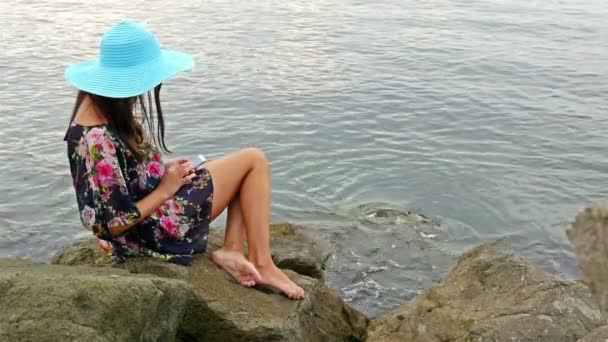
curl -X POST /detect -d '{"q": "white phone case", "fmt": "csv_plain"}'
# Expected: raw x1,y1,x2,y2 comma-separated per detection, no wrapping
195,154,206,168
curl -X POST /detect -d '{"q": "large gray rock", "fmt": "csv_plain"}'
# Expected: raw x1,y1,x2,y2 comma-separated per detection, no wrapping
77,254,366,341
176,254,367,341
52,223,367,341
365,244,604,342
567,202,608,319
0,259,190,342
579,326,608,342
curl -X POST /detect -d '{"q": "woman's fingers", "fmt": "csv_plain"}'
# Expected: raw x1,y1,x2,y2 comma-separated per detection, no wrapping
181,161,195,175
180,161,196,180
183,172,196,184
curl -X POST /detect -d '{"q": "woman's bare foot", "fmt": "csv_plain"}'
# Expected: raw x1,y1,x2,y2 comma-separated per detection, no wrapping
255,263,305,300
211,248,261,287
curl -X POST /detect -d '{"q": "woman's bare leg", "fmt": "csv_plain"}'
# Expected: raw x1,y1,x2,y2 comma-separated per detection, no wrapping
210,194,257,287
223,195,246,253
205,148,305,299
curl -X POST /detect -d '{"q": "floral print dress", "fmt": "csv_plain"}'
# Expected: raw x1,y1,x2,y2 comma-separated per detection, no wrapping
65,123,214,265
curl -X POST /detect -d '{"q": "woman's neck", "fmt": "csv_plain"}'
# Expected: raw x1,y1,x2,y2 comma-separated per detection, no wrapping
73,96,108,126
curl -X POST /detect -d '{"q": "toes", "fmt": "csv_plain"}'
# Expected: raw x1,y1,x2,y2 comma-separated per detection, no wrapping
240,280,255,287
283,284,299,300
286,286,302,300
283,286,295,299
242,262,262,282
295,286,305,299
291,284,303,299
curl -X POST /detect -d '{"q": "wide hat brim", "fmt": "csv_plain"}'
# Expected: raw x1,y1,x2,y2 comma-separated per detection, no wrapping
65,49,194,98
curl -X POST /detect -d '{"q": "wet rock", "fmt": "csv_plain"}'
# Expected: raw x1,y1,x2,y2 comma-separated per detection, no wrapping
329,203,452,317
567,202,608,319
365,244,604,342
0,259,190,342
356,203,436,228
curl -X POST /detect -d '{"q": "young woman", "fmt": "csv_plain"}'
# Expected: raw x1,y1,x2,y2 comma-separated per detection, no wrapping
64,20,304,299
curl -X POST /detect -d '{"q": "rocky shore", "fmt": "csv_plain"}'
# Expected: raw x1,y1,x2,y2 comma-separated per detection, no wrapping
3,207,608,341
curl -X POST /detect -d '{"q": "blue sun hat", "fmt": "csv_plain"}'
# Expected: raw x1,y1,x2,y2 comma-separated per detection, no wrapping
65,20,194,98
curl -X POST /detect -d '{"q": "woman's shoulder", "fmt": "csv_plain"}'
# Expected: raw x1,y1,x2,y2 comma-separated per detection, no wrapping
66,122,127,160
66,122,120,145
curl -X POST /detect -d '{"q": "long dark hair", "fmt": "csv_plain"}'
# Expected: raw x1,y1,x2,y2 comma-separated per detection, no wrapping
65,84,169,160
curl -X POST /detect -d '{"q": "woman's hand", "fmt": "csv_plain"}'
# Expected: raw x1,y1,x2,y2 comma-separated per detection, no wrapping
110,159,195,236
157,159,195,199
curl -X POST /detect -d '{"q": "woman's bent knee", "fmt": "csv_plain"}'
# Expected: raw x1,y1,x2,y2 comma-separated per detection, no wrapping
242,147,268,166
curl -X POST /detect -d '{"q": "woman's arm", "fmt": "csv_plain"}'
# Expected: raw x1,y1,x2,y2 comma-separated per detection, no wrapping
108,187,170,236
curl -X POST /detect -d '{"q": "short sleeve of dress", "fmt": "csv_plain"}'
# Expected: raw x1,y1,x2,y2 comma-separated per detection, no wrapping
79,127,141,241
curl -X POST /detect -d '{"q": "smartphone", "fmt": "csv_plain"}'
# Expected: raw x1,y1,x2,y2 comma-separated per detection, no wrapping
193,154,207,169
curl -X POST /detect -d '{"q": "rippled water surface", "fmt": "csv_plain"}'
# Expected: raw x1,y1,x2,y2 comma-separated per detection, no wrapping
1,0,607,317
